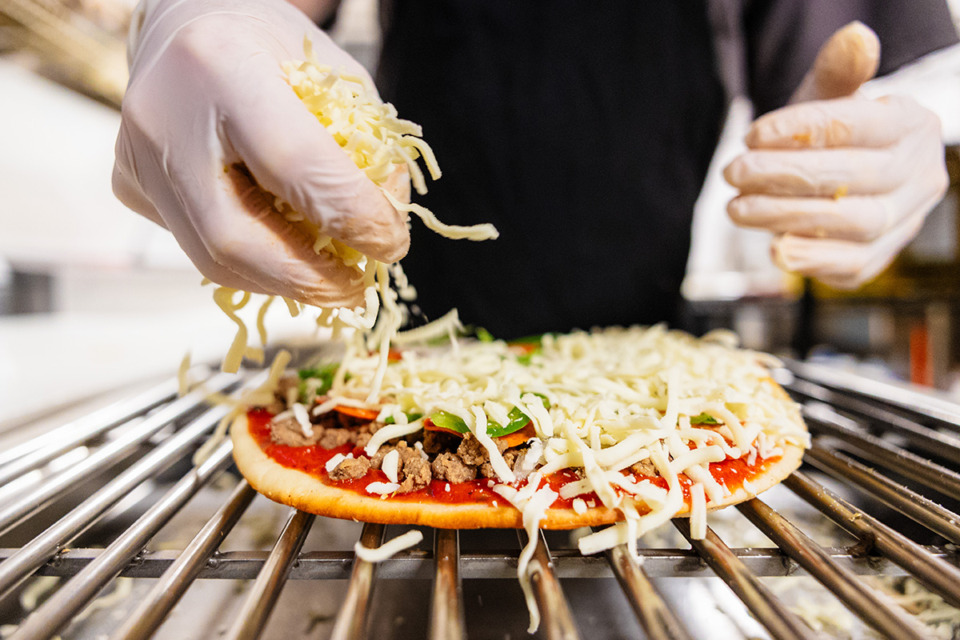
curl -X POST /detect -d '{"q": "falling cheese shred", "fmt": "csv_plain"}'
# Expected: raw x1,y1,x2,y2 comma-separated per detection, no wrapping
354,530,424,563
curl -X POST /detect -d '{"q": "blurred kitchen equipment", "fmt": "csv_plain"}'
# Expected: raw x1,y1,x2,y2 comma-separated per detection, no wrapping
0,0,130,107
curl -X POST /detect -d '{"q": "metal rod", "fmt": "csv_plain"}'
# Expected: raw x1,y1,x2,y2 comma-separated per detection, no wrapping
5,545,939,581
0,376,180,473
737,498,931,640
429,529,465,640
330,522,385,640
111,480,257,640
9,442,235,640
785,471,960,609
805,445,960,545
673,520,817,640
787,377,960,466
605,541,694,640
785,359,960,432
524,530,581,640
804,407,960,499
0,373,237,536
0,403,231,602
224,509,315,640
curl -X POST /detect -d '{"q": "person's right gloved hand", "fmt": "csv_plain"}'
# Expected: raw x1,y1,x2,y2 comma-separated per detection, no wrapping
113,0,411,308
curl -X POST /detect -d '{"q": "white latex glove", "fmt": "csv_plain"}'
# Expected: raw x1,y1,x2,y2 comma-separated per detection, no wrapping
724,22,949,289
113,0,411,308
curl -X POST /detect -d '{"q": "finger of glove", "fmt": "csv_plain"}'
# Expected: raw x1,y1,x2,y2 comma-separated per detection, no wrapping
771,210,926,289
745,96,923,149
185,164,366,308
790,21,879,104
112,124,168,230
221,61,410,265
729,166,943,243
729,138,948,242
724,146,904,197
730,193,893,242
382,163,412,204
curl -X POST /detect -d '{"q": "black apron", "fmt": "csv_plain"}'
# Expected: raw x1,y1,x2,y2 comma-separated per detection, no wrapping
378,1,724,338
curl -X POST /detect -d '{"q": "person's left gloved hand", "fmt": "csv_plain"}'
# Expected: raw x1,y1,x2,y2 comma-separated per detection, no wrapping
724,22,949,289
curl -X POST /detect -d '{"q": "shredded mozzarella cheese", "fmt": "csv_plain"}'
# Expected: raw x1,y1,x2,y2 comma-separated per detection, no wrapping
292,403,312,438
325,453,349,473
365,481,401,495
354,530,424,563
689,482,707,540
382,449,400,484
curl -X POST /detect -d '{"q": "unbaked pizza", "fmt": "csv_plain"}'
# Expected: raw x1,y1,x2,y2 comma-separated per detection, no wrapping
230,324,808,554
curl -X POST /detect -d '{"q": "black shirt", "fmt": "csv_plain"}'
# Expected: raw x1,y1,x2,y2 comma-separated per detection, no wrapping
375,0,957,339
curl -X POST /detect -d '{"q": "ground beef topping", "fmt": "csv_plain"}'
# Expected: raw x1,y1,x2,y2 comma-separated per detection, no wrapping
330,456,371,481
480,449,521,479
364,442,432,493
399,455,432,493
630,458,659,477
432,452,477,483
423,430,460,455
272,407,534,489
456,433,509,466
270,416,322,447
355,421,384,449
319,427,355,449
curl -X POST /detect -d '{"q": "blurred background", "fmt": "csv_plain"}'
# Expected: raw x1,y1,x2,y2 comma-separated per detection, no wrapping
1,0,959,430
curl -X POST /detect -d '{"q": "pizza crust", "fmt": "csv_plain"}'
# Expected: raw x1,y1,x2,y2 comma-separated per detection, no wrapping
230,413,805,530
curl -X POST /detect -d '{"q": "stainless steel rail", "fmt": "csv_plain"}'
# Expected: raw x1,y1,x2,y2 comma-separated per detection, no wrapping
737,498,932,640
0,376,180,486
10,441,235,640
429,529,465,640
1,544,939,580
673,519,816,640
112,479,257,640
524,530,580,640
0,373,237,536
225,508,316,640
605,541,694,640
785,359,960,430
786,376,960,466
803,405,960,500
0,402,233,601
330,522,385,640
804,445,960,545
784,471,960,609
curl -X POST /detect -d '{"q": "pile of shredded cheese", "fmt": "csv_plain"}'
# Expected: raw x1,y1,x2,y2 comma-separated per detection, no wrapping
209,38,497,386
314,324,809,630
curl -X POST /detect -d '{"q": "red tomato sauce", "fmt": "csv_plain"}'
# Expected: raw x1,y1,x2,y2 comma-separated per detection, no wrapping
247,409,777,507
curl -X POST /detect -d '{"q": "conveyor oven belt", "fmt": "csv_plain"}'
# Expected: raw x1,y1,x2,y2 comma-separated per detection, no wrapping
1,358,960,639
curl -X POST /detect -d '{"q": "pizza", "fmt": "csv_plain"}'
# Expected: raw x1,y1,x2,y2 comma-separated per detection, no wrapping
230,324,808,552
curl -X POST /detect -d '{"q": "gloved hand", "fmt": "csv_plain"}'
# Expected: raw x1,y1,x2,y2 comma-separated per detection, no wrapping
112,0,411,308
724,22,948,289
